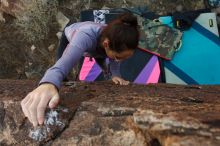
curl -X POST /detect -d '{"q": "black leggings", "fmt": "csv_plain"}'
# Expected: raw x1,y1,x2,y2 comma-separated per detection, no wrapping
56,32,69,60
56,21,74,60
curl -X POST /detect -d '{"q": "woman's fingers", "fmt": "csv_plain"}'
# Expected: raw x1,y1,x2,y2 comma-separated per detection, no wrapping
120,80,129,85
112,76,130,85
122,80,129,85
49,94,60,109
29,95,41,127
37,94,52,125
112,78,120,84
21,93,31,117
24,96,34,123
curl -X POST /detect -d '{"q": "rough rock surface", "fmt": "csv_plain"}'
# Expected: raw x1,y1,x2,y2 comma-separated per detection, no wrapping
1,79,220,146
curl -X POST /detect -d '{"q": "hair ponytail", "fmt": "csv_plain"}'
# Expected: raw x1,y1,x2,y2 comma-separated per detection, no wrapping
100,12,139,53
119,12,138,28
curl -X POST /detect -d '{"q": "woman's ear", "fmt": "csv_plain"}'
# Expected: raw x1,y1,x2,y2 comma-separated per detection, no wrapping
103,38,110,48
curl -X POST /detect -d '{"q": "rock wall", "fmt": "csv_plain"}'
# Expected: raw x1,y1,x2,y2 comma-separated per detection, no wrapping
1,79,220,145
0,0,206,79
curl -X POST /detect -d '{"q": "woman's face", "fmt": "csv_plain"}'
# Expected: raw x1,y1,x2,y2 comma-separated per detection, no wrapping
105,48,134,62
103,38,134,62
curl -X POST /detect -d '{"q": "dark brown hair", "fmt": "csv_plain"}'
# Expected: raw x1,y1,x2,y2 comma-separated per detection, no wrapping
100,12,139,53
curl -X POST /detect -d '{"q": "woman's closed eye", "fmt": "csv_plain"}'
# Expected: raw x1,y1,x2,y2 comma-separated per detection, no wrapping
113,54,123,62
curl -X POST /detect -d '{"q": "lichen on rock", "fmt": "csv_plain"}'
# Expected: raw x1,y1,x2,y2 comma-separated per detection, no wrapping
29,106,69,142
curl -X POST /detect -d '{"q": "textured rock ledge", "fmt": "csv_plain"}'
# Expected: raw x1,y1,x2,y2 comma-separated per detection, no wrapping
1,79,220,146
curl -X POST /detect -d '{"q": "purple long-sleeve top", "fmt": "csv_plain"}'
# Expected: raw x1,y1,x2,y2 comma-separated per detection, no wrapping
40,21,121,89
